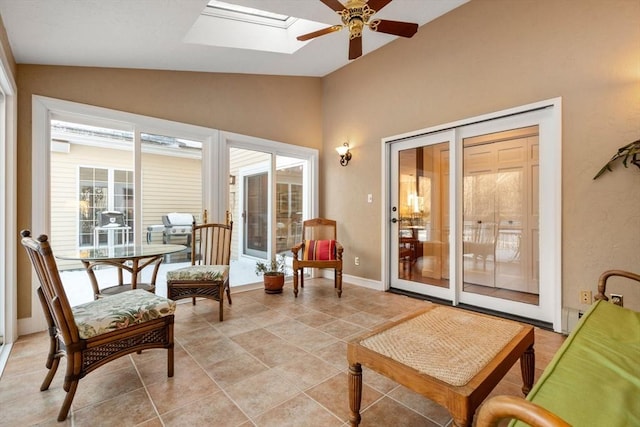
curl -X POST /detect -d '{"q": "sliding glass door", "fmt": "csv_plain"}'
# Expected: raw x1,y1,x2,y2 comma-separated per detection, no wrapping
388,103,561,327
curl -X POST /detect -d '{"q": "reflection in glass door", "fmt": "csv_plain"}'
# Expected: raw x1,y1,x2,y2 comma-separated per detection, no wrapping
462,126,539,305
275,161,304,255
390,132,453,301
244,172,268,258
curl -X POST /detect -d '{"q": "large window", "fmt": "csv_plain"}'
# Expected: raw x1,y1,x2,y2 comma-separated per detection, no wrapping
28,97,318,331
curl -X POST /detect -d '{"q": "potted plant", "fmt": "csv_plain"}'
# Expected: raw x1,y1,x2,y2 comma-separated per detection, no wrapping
255,254,287,294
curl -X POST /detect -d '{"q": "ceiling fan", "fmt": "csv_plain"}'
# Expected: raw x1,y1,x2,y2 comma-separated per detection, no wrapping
297,0,418,60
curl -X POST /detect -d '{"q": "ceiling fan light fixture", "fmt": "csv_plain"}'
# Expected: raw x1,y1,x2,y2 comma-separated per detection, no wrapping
298,0,419,60
348,18,364,39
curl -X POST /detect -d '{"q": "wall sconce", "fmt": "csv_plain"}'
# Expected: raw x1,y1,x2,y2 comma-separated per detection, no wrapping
336,142,352,166
229,175,236,185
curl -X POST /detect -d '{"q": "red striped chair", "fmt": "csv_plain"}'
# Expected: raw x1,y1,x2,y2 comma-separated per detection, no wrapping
291,218,343,297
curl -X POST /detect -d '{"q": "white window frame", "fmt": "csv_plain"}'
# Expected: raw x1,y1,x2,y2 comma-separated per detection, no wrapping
0,50,16,376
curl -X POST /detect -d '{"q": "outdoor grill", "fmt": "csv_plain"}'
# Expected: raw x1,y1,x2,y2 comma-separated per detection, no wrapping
161,212,194,245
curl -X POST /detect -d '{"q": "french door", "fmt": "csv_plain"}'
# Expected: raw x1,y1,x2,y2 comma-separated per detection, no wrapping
228,143,313,287
388,103,561,327
390,131,453,301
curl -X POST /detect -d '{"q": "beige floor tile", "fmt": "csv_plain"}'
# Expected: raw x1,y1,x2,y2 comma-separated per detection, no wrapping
253,393,343,427
359,396,440,427
224,369,300,418
202,352,269,388
387,385,452,425
0,278,566,426
305,372,383,423
160,390,250,426
72,363,143,410
272,355,341,391
72,388,157,427
146,360,221,414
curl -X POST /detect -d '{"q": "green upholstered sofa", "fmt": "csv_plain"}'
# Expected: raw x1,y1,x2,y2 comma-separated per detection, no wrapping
476,270,640,427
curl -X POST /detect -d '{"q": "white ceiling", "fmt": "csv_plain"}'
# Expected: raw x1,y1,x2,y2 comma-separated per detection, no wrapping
0,0,467,77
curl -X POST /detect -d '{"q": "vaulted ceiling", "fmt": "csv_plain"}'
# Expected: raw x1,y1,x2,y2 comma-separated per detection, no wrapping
0,0,467,77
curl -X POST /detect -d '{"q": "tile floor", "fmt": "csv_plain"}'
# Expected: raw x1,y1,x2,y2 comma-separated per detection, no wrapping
0,279,566,426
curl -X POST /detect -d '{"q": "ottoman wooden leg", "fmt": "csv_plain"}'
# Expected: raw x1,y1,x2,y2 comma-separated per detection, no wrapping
348,363,362,427
520,344,535,395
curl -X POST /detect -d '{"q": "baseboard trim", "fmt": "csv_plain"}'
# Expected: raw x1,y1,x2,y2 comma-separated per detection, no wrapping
389,287,554,331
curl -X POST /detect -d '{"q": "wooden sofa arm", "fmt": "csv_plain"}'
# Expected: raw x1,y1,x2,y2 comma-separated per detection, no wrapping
595,269,640,302
475,396,570,427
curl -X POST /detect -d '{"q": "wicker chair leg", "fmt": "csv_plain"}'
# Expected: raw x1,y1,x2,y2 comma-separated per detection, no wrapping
40,358,60,391
37,287,61,391
219,297,224,322
192,296,196,305
58,379,79,422
168,345,174,377
226,286,232,304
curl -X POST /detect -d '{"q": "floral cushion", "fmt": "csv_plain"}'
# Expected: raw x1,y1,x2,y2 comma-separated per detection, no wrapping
72,289,176,339
166,265,229,282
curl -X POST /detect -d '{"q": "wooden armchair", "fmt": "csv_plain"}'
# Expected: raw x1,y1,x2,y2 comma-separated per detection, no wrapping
166,221,233,321
20,230,175,422
291,218,343,297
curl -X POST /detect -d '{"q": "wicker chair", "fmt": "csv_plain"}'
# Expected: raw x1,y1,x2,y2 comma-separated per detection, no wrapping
291,218,344,297
166,221,233,321
20,230,175,422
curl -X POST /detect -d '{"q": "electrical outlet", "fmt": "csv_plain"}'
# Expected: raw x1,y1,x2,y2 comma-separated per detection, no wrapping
580,290,592,304
354,256,360,266
610,294,623,307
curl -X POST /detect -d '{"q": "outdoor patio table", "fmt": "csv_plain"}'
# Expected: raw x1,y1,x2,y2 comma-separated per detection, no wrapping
57,244,186,299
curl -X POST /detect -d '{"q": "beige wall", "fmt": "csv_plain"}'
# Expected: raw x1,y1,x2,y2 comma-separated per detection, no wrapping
322,0,640,313
10,0,640,321
16,66,323,318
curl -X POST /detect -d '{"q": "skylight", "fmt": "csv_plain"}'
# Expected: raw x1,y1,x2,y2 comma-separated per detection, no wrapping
204,1,297,29
184,1,330,54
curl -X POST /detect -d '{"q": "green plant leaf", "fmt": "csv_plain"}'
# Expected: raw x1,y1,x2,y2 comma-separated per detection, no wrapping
593,138,640,180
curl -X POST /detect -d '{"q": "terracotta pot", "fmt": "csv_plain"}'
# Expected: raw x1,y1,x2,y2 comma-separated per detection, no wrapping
263,273,285,294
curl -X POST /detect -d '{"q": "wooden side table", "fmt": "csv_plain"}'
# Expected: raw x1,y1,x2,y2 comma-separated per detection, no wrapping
347,305,534,427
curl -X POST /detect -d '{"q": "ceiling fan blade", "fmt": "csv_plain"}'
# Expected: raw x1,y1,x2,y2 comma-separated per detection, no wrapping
370,19,418,38
320,0,346,12
366,0,393,13
348,36,362,60
297,25,343,41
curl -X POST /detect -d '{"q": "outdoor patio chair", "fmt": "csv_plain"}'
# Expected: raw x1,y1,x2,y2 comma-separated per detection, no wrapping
20,230,175,422
291,218,344,297
166,221,233,321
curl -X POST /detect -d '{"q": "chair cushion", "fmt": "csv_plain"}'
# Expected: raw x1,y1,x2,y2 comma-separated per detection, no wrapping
166,265,229,282
303,240,336,261
72,289,176,339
